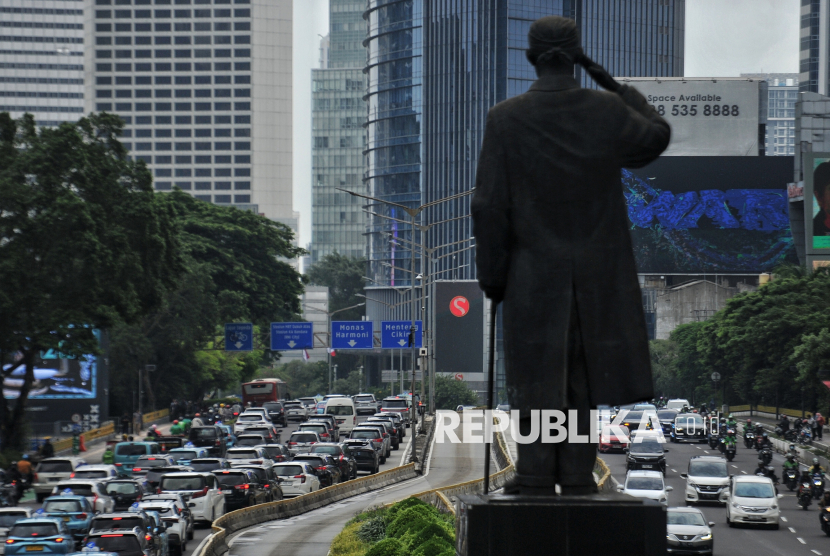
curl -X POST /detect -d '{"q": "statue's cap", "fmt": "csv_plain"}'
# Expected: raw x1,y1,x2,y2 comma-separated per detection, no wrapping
527,16,581,64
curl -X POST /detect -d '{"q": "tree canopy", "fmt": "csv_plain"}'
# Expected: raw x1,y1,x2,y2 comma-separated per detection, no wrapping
305,252,367,321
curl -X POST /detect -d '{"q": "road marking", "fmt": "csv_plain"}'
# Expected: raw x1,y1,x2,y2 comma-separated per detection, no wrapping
731,465,738,469
704,450,709,453
671,469,677,473
741,470,747,474
798,537,806,544
812,550,822,555
696,446,701,449
789,527,796,533
781,516,788,522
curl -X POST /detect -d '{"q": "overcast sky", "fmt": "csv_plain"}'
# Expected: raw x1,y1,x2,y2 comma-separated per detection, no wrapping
291,0,800,249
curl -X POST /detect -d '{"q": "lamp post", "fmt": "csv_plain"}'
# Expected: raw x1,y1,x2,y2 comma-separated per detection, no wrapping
302,301,366,394
356,293,412,395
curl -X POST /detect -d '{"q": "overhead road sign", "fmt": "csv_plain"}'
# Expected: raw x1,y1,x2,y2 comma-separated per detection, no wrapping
381,321,423,349
331,321,373,350
270,322,313,350
225,323,253,351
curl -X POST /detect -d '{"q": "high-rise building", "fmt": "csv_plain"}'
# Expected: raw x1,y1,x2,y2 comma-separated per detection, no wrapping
742,73,798,157
84,0,294,227
0,0,85,126
800,0,820,93
309,0,366,264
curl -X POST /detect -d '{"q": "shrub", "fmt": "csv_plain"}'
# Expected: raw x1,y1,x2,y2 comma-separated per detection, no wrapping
412,536,454,556
386,496,430,521
357,515,388,544
408,522,454,550
365,538,406,556
329,521,369,556
386,505,440,538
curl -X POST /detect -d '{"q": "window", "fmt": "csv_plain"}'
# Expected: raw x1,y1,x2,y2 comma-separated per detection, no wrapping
135,49,151,58
215,115,231,124
235,155,250,164
174,22,191,31
195,75,212,84
195,168,211,177
97,37,112,46
195,89,211,98
155,182,172,191
175,89,191,98
214,8,231,16
96,9,112,17
234,128,250,137
234,35,250,44
98,76,113,85
155,129,172,138
175,142,191,151
97,103,113,111
134,63,150,71
135,142,152,150
175,49,191,58
135,9,151,17
155,49,171,58
156,115,171,124
155,142,172,150
136,116,152,124
234,49,250,58
174,9,190,16
97,23,112,31
155,22,171,31
234,75,250,84
214,89,230,98
195,102,210,111
116,90,132,98
234,195,250,203
234,21,250,31
115,50,131,59
214,168,231,177
234,168,250,177
97,49,113,59
155,89,172,97
135,37,151,45
215,36,231,44
215,49,231,58
154,9,170,16
195,129,211,137
116,23,131,31
215,195,231,203
155,155,171,163
234,8,249,16
195,155,211,163
135,76,151,85
215,155,231,163
155,168,172,177
175,62,191,71
97,89,112,98
195,182,210,190
234,180,250,189
194,8,210,16
135,103,152,111
234,114,250,124
195,142,211,150
155,36,171,44
234,142,250,150
135,129,151,138
234,88,250,97
155,102,172,111
214,129,230,137
195,115,211,124
234,102,250,111
215,142,231,150
176,155,191,163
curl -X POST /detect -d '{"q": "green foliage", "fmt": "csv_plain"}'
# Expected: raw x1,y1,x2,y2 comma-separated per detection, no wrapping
433,375,480,410
364,538,405,556
356,515,388,544
411,536,454,556
304,252,367,321
329,521,369,556
406,522,453,550
386,496,430,521
386,505,440,539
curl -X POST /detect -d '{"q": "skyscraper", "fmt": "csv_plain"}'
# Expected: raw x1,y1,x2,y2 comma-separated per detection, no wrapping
0,0,85,126
309,0,367,264
84,0,294,227
800,0,820,93
742,73,798,156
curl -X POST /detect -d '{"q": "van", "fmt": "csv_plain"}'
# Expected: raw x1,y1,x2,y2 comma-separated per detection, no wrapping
112,442,161,476
665,399,690,411
681,455,730,505
324,397,356,434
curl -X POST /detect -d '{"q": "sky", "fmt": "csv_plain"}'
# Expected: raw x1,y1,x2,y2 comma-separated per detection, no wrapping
291,0,800,249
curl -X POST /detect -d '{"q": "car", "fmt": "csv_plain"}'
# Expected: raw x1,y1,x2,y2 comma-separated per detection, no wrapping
142,511,169,556
0,508,33,552
140,494,193,541
666,399,691,411
157,472,225,524
322,394,346,400
314,401,327,415
290,454,341,487
4,518,75,556
212,469,269,511
83,527,154,556
347,429,386,463
324,398,357,434
352,424,391,461
187,459,231,473
69,465,120,481
89,510,154,540
286,431,320,455
496,404,511,412
239,426,281,444
131,456,176,480
353,394,379,416
615,410,652,434
364,418,399,450
400,393,424,416
103,479,151,511
725,475,779,529
33,458,88,503
298,422,333,443
187,426,227,457
598,425,630,453
167,447,209,467
256,444,292,463
342,440,380,474
671,413,707,443
234,434,269,447
657,409,680,435
143,466,195,491
625,434,669,475
297,398,317,412
309,443,357,481
226,465,283,503
380,397,411,424
271,463,320,497
282,401,308,422
666,507,715,555
617,470,672,506
50,481,115,514
232,414,269,436
370,414,404,441
216,425,236,449
681,456,730,505
226,448,269,466
307,415,340,442
262,402,287,427
239,407,272,423
41,494,95,542
112,443,162,477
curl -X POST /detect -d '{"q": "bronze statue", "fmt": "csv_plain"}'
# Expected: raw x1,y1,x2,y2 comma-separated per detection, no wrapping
472,16,670,495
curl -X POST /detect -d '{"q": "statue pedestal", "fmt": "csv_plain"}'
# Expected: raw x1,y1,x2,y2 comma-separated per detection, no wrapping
456,493,666,556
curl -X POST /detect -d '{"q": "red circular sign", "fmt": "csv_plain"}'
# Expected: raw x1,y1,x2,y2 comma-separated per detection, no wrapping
450,296,470,317
454,373,464,381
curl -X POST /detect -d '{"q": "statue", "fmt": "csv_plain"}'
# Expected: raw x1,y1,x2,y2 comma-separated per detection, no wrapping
471,16,670,496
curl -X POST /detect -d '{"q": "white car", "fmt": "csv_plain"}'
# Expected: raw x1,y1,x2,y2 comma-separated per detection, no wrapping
51,480,115,514
617,470,672,506
33,457,87,502
138,499,189,555
298,398,317,411
353,394,379,415
70,464,120,481
141,493,194,540
226,447,269,465
0,508,32,553
665,399,691,411
725,475,780,529
240,407,272,422
282,401,308,421
272,462,320,497
158,472,225,525
681,456,730,505
286,431,320,455
233,413,269,435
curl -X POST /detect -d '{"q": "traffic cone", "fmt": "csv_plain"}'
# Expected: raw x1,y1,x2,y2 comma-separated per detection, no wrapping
79,434,87,452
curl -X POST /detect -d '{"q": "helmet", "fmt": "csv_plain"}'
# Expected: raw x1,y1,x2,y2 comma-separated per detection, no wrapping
747,419,752,423
814,457,820,465
195,413,200,417
9,462,16,467
762,432,768,438
173,420,179,424
150,424,158,429
22,455,28,460
787,454,795,461
729,414,733,419
220,404,225,408
790,444,796,451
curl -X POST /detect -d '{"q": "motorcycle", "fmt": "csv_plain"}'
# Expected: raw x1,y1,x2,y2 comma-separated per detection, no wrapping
760,448,774,466
708,434,719,450
784,468,799,491
744,431,756,449
718,437,727,454
801,428,814,446
814,473,826,500
800,480,814,509
821,506,830,536
784,429,799,442
0,484,16,507
725,443,736,462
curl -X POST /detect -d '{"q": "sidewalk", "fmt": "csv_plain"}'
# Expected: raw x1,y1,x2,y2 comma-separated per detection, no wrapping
737,414,830,452
57,420,176,464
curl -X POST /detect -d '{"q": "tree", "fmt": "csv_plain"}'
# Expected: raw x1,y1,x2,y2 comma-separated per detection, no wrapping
433,375,479,410
0,113,181,448
305,252,367,321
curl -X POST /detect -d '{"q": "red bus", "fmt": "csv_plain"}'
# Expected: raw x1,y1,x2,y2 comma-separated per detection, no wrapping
241,378,290,407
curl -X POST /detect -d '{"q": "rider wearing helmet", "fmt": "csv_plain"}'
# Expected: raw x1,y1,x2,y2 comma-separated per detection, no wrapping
783,453,799,476
754,459,768,476
726,414,737,428
809,457,825,476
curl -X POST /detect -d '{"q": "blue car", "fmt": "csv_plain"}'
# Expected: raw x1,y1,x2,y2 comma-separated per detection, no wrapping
4,517,75,555
167,446,209,467
41,493,94,542
217,426,236,449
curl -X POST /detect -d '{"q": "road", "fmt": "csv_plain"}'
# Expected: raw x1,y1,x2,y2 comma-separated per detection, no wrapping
603,437,830,556
223,417,486,556
22,415,414,556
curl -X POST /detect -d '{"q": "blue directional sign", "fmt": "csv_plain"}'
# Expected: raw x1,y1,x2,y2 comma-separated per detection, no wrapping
225,323,253,351
270,322,314,350
331,321,374,350
381,321,423,349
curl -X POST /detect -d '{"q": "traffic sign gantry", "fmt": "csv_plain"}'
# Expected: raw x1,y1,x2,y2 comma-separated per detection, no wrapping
270,322,313,350
331,321,373,350
381,321,423,349
225,323,253,351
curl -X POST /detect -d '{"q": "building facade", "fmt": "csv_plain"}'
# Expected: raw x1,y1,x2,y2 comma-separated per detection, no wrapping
743,73,798,156
0,0,85,126
84,0,294,227
800,0,820,93
310,0,367,264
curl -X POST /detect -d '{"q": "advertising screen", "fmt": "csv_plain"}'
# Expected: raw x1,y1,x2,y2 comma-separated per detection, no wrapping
804,153,830,253
624,156,797,273
434,281,484,377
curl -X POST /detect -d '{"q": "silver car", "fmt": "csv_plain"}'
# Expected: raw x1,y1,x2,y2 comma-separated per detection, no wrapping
283,401,309,422
666,507,714,555
51,480,115,513
350,426,390,463
286,431,320,455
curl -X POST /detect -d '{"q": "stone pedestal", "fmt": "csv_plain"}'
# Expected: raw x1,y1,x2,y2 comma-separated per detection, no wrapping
456,493,666,556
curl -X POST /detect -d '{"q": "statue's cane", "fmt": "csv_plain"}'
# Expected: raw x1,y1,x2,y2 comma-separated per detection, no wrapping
483,302,498,494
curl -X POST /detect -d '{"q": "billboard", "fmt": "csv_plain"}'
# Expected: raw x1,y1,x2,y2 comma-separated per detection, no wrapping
434,281,484,378
804,154,830,253
624,157,797,273
624,78,761,156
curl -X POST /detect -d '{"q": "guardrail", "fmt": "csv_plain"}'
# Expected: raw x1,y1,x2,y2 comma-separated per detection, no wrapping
143,408,169,423
50,421,116,455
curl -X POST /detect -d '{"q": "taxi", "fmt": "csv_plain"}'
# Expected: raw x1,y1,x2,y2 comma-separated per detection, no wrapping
166,446,208,467
41,492,94,542
3,517,75,555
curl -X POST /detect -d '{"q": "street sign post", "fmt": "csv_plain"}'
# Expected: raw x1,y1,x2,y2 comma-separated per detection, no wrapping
270,322,313,350
331,321,373,350
380,321,423,349
225,323,253,351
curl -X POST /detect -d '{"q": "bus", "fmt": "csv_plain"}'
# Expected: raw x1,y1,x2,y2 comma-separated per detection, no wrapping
241,378,290,407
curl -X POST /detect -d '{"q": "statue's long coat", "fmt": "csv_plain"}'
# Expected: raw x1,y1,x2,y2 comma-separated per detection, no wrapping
472,74,670,414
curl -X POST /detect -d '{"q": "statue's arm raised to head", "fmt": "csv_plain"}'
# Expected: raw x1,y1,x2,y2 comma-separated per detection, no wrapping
614,84,671,168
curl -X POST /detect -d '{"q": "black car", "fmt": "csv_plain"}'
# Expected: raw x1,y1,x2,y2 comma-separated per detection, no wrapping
213,469,269,511
104,479,151,511
263,401,287,427
372,413,404,441
342,439,380,474
657,409,679,435
85,527,155,556
143,465,195,490
671,413,707,443
235,434,270,447
258,444,292,463
189,458,232,472
291,454,341,487
310,443,357,481
626,436,669,475
365,419,399,450
131,455,176,480
188,426,227,457
231,465,284,502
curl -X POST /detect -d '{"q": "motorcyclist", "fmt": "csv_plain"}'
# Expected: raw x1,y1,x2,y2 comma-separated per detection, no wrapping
780,414,790,433
147,424,161,439
102,445,115,465
758,432,772,450
723,429,737,447
191,413,204,427
17,456,32,483
783,454,799,477
744,418,753,434
726,414,737,429
821,490,830,509
754,422,765,436
799,469,814,498
788,444,799,460
170,420,184,435
809,457,825,477
754,459,768,476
